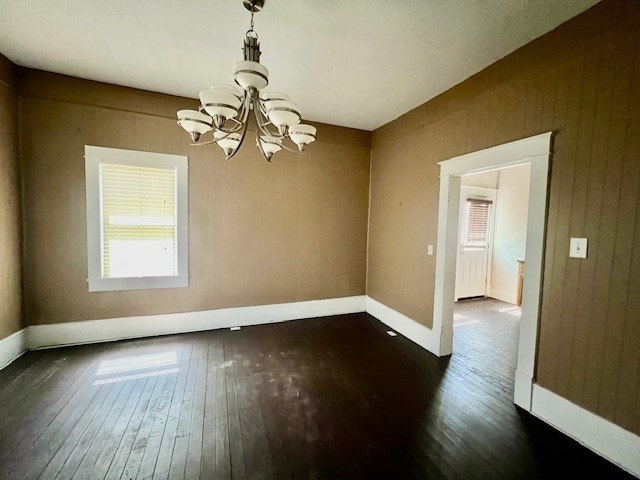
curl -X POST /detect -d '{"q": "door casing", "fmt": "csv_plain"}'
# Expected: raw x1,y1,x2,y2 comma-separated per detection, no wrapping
431,132,552,411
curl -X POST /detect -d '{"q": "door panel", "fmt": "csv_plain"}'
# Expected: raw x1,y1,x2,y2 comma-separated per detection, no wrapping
456,247,488,298
455,189,495,301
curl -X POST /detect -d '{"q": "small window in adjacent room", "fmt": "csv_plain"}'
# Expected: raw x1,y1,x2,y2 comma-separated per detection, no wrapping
463,198,492,248
84,146,189,292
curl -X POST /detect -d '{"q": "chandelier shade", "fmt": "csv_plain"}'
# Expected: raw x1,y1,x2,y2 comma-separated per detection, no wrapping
199,89,242,127
214,131,242,157
177,0,315,162
265,100,301,135
289,124,317,152
233,60,269,91
176,110,213,142
260,136,282,157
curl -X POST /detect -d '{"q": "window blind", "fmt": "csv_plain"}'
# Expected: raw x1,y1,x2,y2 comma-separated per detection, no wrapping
100,163,177,278
465,198,492,246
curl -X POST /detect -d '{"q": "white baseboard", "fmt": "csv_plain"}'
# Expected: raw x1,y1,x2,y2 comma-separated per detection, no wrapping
513,370,533,410
531,384,640,477
0,328,28,370
365,296,440,355
363,296,639,476
28,295,366,350
13,294,640,477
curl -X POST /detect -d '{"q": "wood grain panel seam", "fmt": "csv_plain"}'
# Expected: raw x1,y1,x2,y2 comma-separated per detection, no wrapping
589,41,636,416
597,37,640,419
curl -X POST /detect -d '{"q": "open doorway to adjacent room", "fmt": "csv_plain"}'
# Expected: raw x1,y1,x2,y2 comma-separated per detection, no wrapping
453,165,531,396
455,165,531,306
432,132,551,410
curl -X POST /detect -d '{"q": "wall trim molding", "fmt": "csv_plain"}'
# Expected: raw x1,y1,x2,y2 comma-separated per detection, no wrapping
531,384,640,478
365,296,439,354
28,295,367,350
0,329,28,370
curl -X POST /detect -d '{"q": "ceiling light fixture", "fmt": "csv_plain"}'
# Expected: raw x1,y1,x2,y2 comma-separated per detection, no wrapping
176,0,317,163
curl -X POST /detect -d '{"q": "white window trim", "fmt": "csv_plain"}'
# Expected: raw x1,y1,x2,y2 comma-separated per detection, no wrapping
84,145,189,292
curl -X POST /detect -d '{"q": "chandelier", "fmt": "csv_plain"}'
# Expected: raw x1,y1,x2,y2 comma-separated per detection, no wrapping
176,0,317,162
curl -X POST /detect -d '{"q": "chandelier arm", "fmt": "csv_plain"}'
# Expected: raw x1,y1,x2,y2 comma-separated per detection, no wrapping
256,105,288,138
225,93,252,160
258,99,268,116
257,120,283,139
256,99,277,130
225,117,249,160
255,107,285,140
227,118,244,127
237,91,250,122
189,125,242,146
190,139,218,146
252,106,304,156
215,119,244,134
279,142,305,154
254,128,272,163
256,118,280,140
243,91,253,122
252,97,274,163
255,116,305,155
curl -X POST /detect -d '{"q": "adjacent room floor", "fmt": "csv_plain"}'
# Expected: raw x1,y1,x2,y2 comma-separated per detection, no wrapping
453,297,523,403
0,308,633,479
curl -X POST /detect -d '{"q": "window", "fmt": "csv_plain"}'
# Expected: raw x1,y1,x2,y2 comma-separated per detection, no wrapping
463,198,492,248
85,146,189,292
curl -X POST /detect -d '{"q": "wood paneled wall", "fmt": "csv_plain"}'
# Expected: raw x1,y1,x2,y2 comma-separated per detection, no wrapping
368,0,640,434
0,54,23,340
19,70,371,326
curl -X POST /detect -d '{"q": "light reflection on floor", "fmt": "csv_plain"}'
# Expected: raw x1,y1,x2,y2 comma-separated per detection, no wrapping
93,351,179,386
497,306,522,316
453,319,480,327
453,312,480,327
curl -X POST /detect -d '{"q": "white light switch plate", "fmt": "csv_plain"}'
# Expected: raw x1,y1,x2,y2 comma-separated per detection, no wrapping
569,237,588,259
427,245,434,256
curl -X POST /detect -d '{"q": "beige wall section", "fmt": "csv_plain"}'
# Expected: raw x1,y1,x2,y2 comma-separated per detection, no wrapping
489,165,530,305
460,170,499,189
20,70,371,326
368,0,640,435
0,54,23,340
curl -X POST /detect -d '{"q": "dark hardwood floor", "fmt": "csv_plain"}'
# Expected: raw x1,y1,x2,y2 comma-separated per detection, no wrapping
0,302,634,479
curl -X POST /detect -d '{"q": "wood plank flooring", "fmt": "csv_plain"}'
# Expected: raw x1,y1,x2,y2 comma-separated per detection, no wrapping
0,302,634,479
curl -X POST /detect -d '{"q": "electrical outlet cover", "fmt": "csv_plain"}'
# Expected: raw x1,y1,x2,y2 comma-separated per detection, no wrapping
569,237,588,259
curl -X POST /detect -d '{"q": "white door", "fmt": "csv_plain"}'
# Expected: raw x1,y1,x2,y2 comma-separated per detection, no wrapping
455,189,495,300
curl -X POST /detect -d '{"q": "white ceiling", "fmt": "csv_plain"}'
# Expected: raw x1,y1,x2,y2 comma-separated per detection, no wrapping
0,0,598,131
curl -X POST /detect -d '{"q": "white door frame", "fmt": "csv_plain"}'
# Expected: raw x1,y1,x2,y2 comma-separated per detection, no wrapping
432,132,552,410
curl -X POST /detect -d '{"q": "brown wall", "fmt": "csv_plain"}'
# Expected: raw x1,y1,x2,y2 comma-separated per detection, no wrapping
19,70,371,325
0,54,23,340
368,0,640,434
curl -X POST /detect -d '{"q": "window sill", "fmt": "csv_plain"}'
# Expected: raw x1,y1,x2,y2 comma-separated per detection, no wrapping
88,275,189,292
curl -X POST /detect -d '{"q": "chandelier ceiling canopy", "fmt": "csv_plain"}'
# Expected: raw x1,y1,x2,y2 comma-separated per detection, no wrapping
177,0,316,163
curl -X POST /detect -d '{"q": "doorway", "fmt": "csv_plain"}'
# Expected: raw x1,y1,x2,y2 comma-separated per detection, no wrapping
455,184,497,301
431,132,552,410
455,165,531,305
